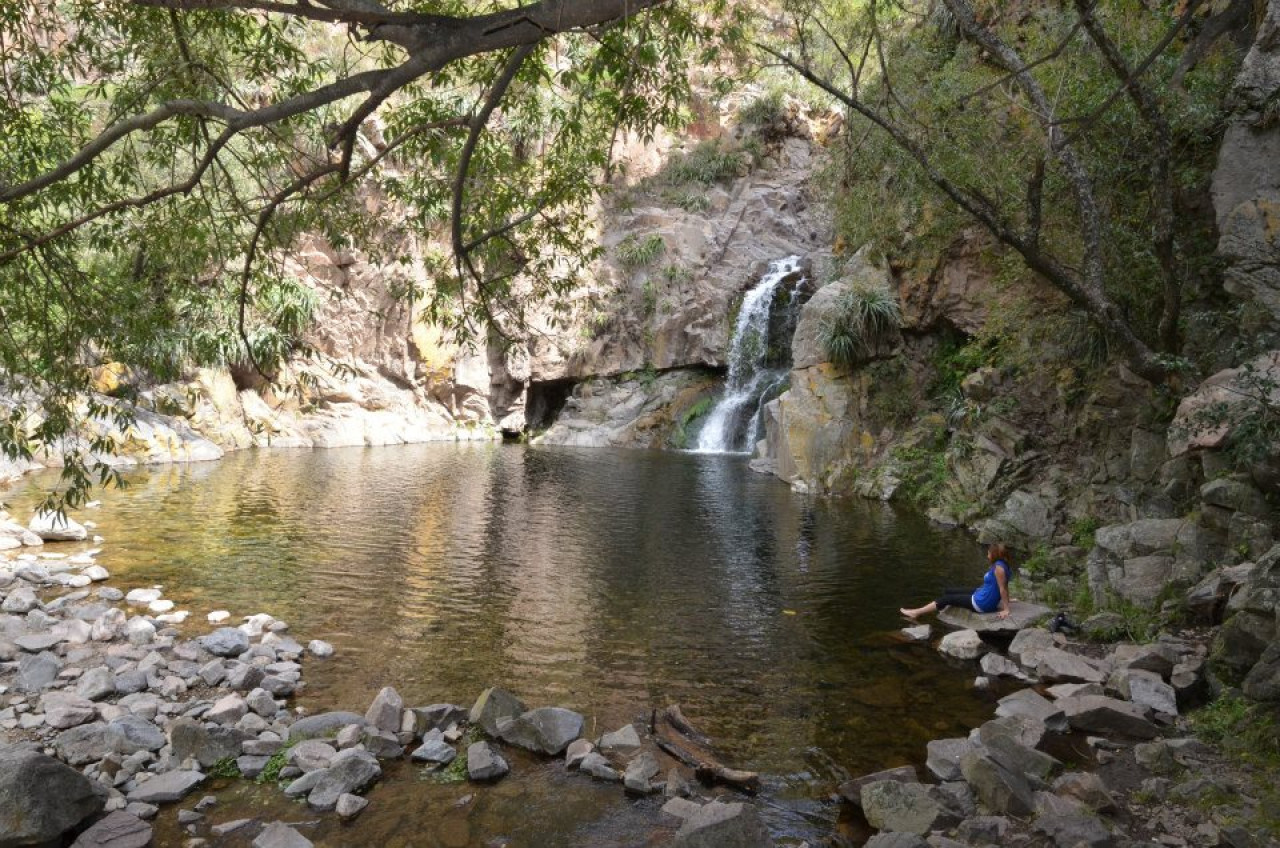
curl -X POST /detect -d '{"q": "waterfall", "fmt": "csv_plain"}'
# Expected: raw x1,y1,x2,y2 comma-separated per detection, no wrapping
694,256,803,454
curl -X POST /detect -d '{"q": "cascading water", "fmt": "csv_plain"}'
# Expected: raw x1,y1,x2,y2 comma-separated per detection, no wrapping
694,255,803,453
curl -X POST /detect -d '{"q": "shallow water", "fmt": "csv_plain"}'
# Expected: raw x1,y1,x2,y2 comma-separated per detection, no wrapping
6,443,998,846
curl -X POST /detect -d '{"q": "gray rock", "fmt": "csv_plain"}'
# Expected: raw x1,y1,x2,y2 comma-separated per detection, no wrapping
363,686,404,734
236,755,270,779
289,740,337,772
956,816,1011,846
1008,627,1056,667
939,629,987,660
207,694,248,725
1112,643,1178,679
861,780,958,835
865,835,929,848
253,821,313,848
42,692,98,729
1034,812,1114,848
77,667,118,701
306,751,381,811
565,739,594,769
0,747,106,846
926,738,974,782
1243,640,1280,702
469,687,526,737
959,749,1035,817
1051,772,1117,812
16,632,63,652
246,688,277,717
104,715,166,754
287,711,365,742
199,628,249,657
125,770,205,804
1037,648,1109,684
1115,668,1178,716
123,618,154,646
29,511,88,541
336,792,368,820
598,723,642,753
937,601,1051,634
995,688,1067,732
837,765,919,808
901,624,931,642
410,736,457,764
408,703,467,736
671,800,771,848
71,811,152,848
980,652,1033,681
578,751,620,781
497,706,585,756
307,640,334,658
466,741,509,782
975,719,1062,785
1059,694,1158,738
623,751,661,795
2,586,38,614
55,722,109,765
168,718,250,768
17,650,62,691
283,770,325,798
661,797,702,822
1201,477,1271,519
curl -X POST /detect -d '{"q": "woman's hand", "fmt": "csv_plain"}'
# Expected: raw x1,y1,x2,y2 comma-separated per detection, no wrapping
996,609,1010,620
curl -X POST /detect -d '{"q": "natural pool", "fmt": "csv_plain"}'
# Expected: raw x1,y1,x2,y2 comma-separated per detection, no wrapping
6,443,998,846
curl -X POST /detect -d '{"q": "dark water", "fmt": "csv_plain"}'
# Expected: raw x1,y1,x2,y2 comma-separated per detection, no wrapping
6,444,997,846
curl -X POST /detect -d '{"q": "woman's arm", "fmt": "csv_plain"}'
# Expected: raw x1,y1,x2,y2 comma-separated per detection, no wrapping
995,564,1011,619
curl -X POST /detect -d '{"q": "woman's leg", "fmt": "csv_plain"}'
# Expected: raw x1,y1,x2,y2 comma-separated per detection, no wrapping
900,601,937,619
934,589,976,610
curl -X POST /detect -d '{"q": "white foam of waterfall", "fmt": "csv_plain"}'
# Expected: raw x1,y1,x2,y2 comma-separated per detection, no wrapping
693,256,802,453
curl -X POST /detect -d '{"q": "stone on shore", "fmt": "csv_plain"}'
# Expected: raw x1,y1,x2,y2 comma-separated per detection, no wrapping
937,602,1050,633
1037,648,1109,684
364,686,404,733
837,765,919,808
168,718,249,767
497,706,585,756
0,747,106,847
578,751,620,781
2,585,38,613
1058,695,1159,739
307,639,334,658
671,800,771,848
959,749,1035,817
861,780,960,835
410,733,456,765
939,629,988,660
305,751,382,811
287,711,366,742
125,770,205,804
469,687,527,737
565,739,594,769
926,738,975,783
409,703,468,735
70,811,152,848
103,715,165,754
598,723,642,753
199,627,249,657
467,741,509,782
624,751,661,795
995,689,1067,733
253,821,313,848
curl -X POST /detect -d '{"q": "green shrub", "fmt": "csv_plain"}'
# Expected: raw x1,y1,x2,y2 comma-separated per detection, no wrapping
663,139,745,186
818,281,902,367
617,233,665,269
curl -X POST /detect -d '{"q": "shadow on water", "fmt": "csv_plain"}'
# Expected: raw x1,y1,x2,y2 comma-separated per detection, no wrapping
5,443,997,846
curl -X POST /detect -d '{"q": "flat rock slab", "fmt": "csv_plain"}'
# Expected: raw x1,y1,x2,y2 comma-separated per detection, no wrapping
70,811,152,848
938,602,1051,634
1059,695,1158,739
126,770,205,804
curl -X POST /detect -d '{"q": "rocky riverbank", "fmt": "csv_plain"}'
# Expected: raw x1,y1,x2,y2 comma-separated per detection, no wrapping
0,508,782,848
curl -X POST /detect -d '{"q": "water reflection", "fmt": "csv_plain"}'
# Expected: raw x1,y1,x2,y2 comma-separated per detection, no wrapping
5,443,996,845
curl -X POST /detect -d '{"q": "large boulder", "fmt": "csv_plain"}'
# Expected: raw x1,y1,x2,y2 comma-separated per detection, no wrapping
469,688,527,737
1058,695,1158,739
168,718,249,768
497,707,585,756
959,748,1034,817
938,602,1050,634
837,765,919,807
466,741,509,782
0,747,106,848
70,811,153,848
199,628,249,657
860,780,959,835
1243,641,1280,701
305,751,382,811
364,687,403,734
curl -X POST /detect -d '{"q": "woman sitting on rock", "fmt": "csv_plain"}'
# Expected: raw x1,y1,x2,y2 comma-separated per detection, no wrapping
900,543,1014,621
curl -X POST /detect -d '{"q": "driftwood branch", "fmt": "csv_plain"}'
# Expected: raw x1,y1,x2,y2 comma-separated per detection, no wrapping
655,703,760,794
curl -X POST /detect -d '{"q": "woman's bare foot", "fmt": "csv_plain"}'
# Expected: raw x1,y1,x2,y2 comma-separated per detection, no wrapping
900,607,919,619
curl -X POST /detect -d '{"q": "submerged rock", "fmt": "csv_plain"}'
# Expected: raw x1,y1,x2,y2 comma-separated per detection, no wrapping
253,821,313,848
671,800,771,848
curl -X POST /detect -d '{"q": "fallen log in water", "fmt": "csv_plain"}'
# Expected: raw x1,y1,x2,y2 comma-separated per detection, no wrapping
651,704,761,794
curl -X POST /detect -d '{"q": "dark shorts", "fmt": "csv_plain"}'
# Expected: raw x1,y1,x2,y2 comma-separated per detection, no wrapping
935,588,976,612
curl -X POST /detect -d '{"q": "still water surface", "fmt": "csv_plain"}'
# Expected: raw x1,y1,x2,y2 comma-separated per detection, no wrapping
9,443,997,846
